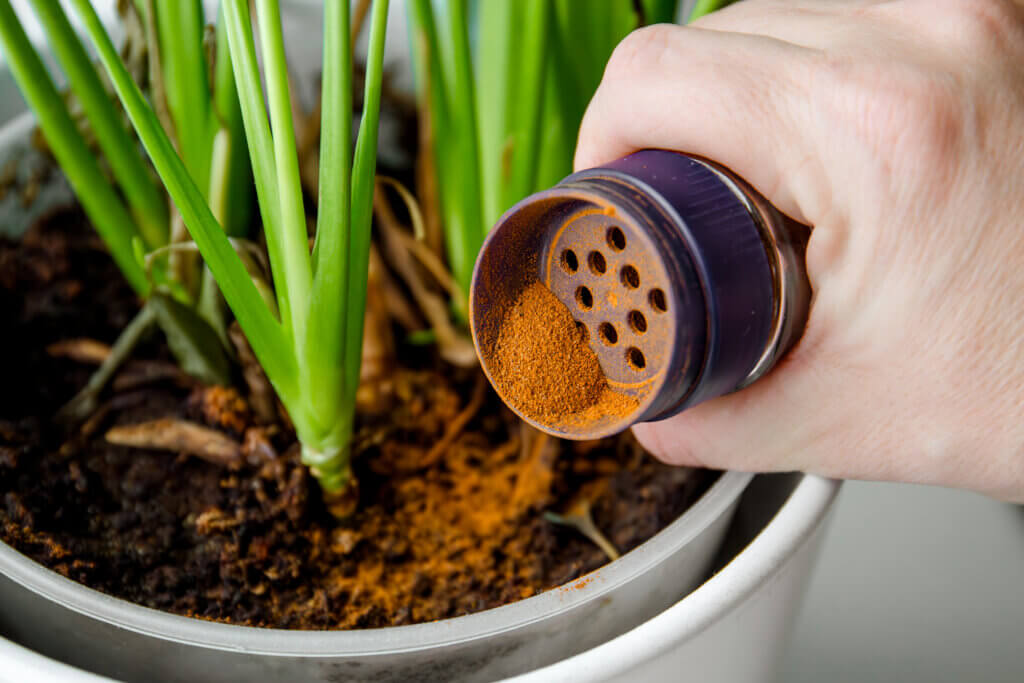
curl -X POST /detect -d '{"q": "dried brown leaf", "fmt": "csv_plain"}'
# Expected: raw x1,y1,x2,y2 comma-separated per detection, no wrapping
373,184,477,367
46,338,111,365
105,418,240,466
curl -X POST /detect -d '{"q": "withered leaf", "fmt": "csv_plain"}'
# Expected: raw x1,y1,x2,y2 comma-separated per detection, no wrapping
149,292,231,387
105,418,240,466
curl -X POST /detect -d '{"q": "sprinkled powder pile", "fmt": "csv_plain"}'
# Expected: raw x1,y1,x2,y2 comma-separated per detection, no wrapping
492,281,637,426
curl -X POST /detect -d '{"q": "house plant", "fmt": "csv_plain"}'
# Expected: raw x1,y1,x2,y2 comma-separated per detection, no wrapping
0,0,752,680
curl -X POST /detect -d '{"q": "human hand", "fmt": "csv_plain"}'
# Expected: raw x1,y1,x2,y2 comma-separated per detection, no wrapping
574,0,1024,501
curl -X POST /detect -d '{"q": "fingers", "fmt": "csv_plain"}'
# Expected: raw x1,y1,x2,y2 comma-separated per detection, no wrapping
629,333,912,485
574,24,827,225
691,0,886,49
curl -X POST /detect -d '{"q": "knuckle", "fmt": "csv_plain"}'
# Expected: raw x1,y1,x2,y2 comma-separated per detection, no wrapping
824,57,965,177
925,0,1022,55
949,0,1018,45
605,24,681,82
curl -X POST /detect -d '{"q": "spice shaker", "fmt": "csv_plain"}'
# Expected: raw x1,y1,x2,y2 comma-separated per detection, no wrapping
470,149,811,440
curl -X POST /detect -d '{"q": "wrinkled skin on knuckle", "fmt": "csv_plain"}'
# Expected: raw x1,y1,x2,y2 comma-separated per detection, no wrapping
824,57,966,193
932,0,1024,57
605,23,682,85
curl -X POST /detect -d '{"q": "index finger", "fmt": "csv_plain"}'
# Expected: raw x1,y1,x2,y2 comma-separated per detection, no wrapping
575,24,826,226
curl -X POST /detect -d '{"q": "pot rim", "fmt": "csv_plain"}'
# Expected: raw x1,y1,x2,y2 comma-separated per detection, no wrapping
0,110,754,657
507,475,841,682
0,469,752,656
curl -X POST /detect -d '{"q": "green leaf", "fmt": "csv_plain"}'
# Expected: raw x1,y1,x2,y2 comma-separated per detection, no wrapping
221,0,309,348
30,0,168,249
474,0,514,226
341,0,390,402
0,0,149,294
304,0,352,435
56,302,157,423
69,0,298,404
641,0,680,24
406,329,438,345
499,0,549,215
441,0,483,301
150,292,231,385
689,0,734,22
211,4,253,238
153,0,214,192
254,0,313,351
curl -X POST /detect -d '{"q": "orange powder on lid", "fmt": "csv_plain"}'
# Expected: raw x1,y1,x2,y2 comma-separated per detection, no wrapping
491,281,637,426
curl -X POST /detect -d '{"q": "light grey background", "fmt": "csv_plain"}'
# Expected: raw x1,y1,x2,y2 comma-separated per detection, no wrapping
782,481,1024,682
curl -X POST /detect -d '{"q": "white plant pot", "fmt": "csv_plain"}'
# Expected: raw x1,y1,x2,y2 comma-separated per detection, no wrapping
0,473,839,682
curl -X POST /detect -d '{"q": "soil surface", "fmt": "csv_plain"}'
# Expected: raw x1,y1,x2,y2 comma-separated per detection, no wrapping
0,211,711,629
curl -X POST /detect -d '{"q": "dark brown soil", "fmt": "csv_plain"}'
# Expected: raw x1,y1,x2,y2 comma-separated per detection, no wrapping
0,211,711,629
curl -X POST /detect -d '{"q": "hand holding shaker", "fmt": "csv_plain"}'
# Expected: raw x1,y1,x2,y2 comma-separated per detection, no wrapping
469,150,811,440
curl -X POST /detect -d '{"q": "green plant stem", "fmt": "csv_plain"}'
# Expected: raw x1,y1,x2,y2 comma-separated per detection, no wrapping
56,302,157,423
501,0,548,216
0,0,149,294
410,0,483,312
642,0,680,24
196,128,234,347
299,0,390,492
342,0,389,401
474,0,513,227
154,0,214,192
441,0,483,306
221,0,303,344
212,3,252,238
30,0,168,249
253,0,313,349
304,0,352,438
70,0,298,403
689,0,731,21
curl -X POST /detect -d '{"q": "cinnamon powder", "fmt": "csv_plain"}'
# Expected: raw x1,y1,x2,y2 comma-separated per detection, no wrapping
492,281,637,425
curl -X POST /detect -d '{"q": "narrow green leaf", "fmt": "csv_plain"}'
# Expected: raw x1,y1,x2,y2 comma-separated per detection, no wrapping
30,0,168,249
689,0,734,22
69,0,297,403
0,0,149,294
304,0,352,433
220,0,287,321
153,0,214,192
642,0,680,24
253,0,313,350
409,0,451,135
534,52,572,191
500,0,549,214
310,0,352,279
474,0,514,226
196,127,236,345
56,302,157,423
342,0,390,400
150,291,232,386
443,0,483,300
211,3,253,238
410,0,479,306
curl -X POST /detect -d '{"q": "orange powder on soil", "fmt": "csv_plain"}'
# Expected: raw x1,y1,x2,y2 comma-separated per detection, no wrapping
491,281,637,425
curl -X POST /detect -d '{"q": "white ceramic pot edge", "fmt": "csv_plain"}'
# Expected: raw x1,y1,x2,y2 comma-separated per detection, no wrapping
504,475,841,683
0,637,112,683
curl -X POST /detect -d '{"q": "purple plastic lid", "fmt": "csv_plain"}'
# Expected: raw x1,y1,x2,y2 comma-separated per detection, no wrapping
566,150,776,418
